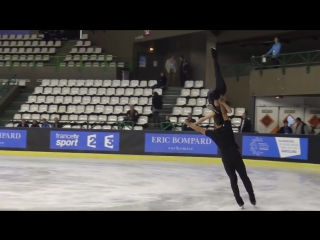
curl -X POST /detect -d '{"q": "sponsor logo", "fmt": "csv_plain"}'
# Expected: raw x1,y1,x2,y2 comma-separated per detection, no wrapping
50,131,119,151
0,130,27,148
242,136,308,160
145,133,218,155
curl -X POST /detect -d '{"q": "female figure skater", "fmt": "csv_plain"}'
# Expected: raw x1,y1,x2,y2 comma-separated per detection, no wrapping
194,47,231,126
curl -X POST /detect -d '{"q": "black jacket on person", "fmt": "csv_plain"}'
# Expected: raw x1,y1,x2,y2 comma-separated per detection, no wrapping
239,118,252,133
52,122,63,128
126,109,139,122
17,123,29,127
182,118,196,131
277,126,292,134
152,94,163,110
180,60,190,76
158,76,167,88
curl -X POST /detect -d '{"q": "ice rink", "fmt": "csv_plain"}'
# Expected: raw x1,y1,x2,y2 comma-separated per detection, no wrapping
0,155,320,210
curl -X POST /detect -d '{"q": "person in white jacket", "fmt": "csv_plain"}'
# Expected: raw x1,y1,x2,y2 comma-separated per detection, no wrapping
165,55,177,86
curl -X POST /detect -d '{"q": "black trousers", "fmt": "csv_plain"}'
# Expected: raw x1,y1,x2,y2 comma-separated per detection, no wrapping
153,111,160,124
207,49,227,104
222,156,254,203
212,49,226,96
180,73,188,87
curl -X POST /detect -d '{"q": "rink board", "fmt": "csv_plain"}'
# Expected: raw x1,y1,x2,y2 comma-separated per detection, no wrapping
0,128,318,165
1,150,320,170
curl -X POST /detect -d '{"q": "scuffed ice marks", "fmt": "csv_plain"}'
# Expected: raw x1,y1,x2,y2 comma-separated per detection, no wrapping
0,156,319,210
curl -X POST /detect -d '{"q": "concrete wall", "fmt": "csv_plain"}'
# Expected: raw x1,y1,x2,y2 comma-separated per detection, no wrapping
218,36,320,65
0,85,19,115
83,30,206,60
224,76,250,111
250,65,320,96
217,30,296,43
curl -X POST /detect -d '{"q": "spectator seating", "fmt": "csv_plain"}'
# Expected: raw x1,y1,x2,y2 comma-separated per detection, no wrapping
81,34,88,40
7,79,166,130
69,47,101,54
1,79,28,86
171,80,245,132
0,34,61,67
62,40,124,67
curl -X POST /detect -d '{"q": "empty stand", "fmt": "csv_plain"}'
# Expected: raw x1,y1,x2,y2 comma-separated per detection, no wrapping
0,34,62,67
10,79,165,129
168,81,245,132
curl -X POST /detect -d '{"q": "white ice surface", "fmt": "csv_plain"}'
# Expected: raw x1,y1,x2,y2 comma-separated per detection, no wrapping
0,156,319,210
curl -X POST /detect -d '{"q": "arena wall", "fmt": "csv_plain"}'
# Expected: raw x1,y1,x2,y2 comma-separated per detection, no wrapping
0,128,316,164
250,65,320,96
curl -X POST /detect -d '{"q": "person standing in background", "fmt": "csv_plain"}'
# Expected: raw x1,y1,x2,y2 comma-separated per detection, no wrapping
151,72,167,90
179,55,190,87
262,37,281,67
239,113,252,133
165,56,177,86
152,92,163,127
294,118,309,134
277,120,292,134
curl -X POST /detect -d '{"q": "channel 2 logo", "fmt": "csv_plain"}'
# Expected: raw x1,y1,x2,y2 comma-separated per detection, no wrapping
50,131,119,151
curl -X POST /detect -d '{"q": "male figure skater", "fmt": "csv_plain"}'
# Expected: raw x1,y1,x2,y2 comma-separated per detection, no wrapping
184,98,256,208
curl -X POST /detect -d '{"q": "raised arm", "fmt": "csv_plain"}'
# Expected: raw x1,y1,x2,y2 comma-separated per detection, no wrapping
219,98,230,121
194,112,215,125
219,97,232,113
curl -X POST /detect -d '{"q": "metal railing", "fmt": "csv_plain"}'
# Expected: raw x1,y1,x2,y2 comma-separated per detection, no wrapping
160,122,216,131
0,74,17,97
0,55,134,71
1,120,138,129
251,50,320,75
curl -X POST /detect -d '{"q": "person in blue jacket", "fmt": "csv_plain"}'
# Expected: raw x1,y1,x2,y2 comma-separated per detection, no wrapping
262,37,281,67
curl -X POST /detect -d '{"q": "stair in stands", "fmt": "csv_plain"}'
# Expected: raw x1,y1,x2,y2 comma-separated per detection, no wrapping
0,87,33,124
148,87,182,128
45,40,77,66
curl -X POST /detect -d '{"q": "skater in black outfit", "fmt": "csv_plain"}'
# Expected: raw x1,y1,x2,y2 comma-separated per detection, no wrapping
207,47,228,114
184,98,256,207
194,47,231,126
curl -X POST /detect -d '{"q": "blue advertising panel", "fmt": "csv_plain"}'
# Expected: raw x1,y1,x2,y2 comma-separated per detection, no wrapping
0,129,27,149
242,136,308,160
50,131,120,151
145,133,218,155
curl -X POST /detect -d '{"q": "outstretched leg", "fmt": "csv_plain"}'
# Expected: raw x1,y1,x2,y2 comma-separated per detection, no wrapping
235,159,256,205
223,162,244,207
211,47,227,96
207,48,227,113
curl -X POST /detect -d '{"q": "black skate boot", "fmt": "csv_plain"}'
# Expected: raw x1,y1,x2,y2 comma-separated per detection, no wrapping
249,193,256,206
235,195,244,208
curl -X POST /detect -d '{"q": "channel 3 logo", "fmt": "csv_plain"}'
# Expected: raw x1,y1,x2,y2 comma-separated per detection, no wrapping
87,134,114,149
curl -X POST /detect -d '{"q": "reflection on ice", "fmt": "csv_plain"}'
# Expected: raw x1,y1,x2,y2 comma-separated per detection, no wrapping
0,156,319,210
